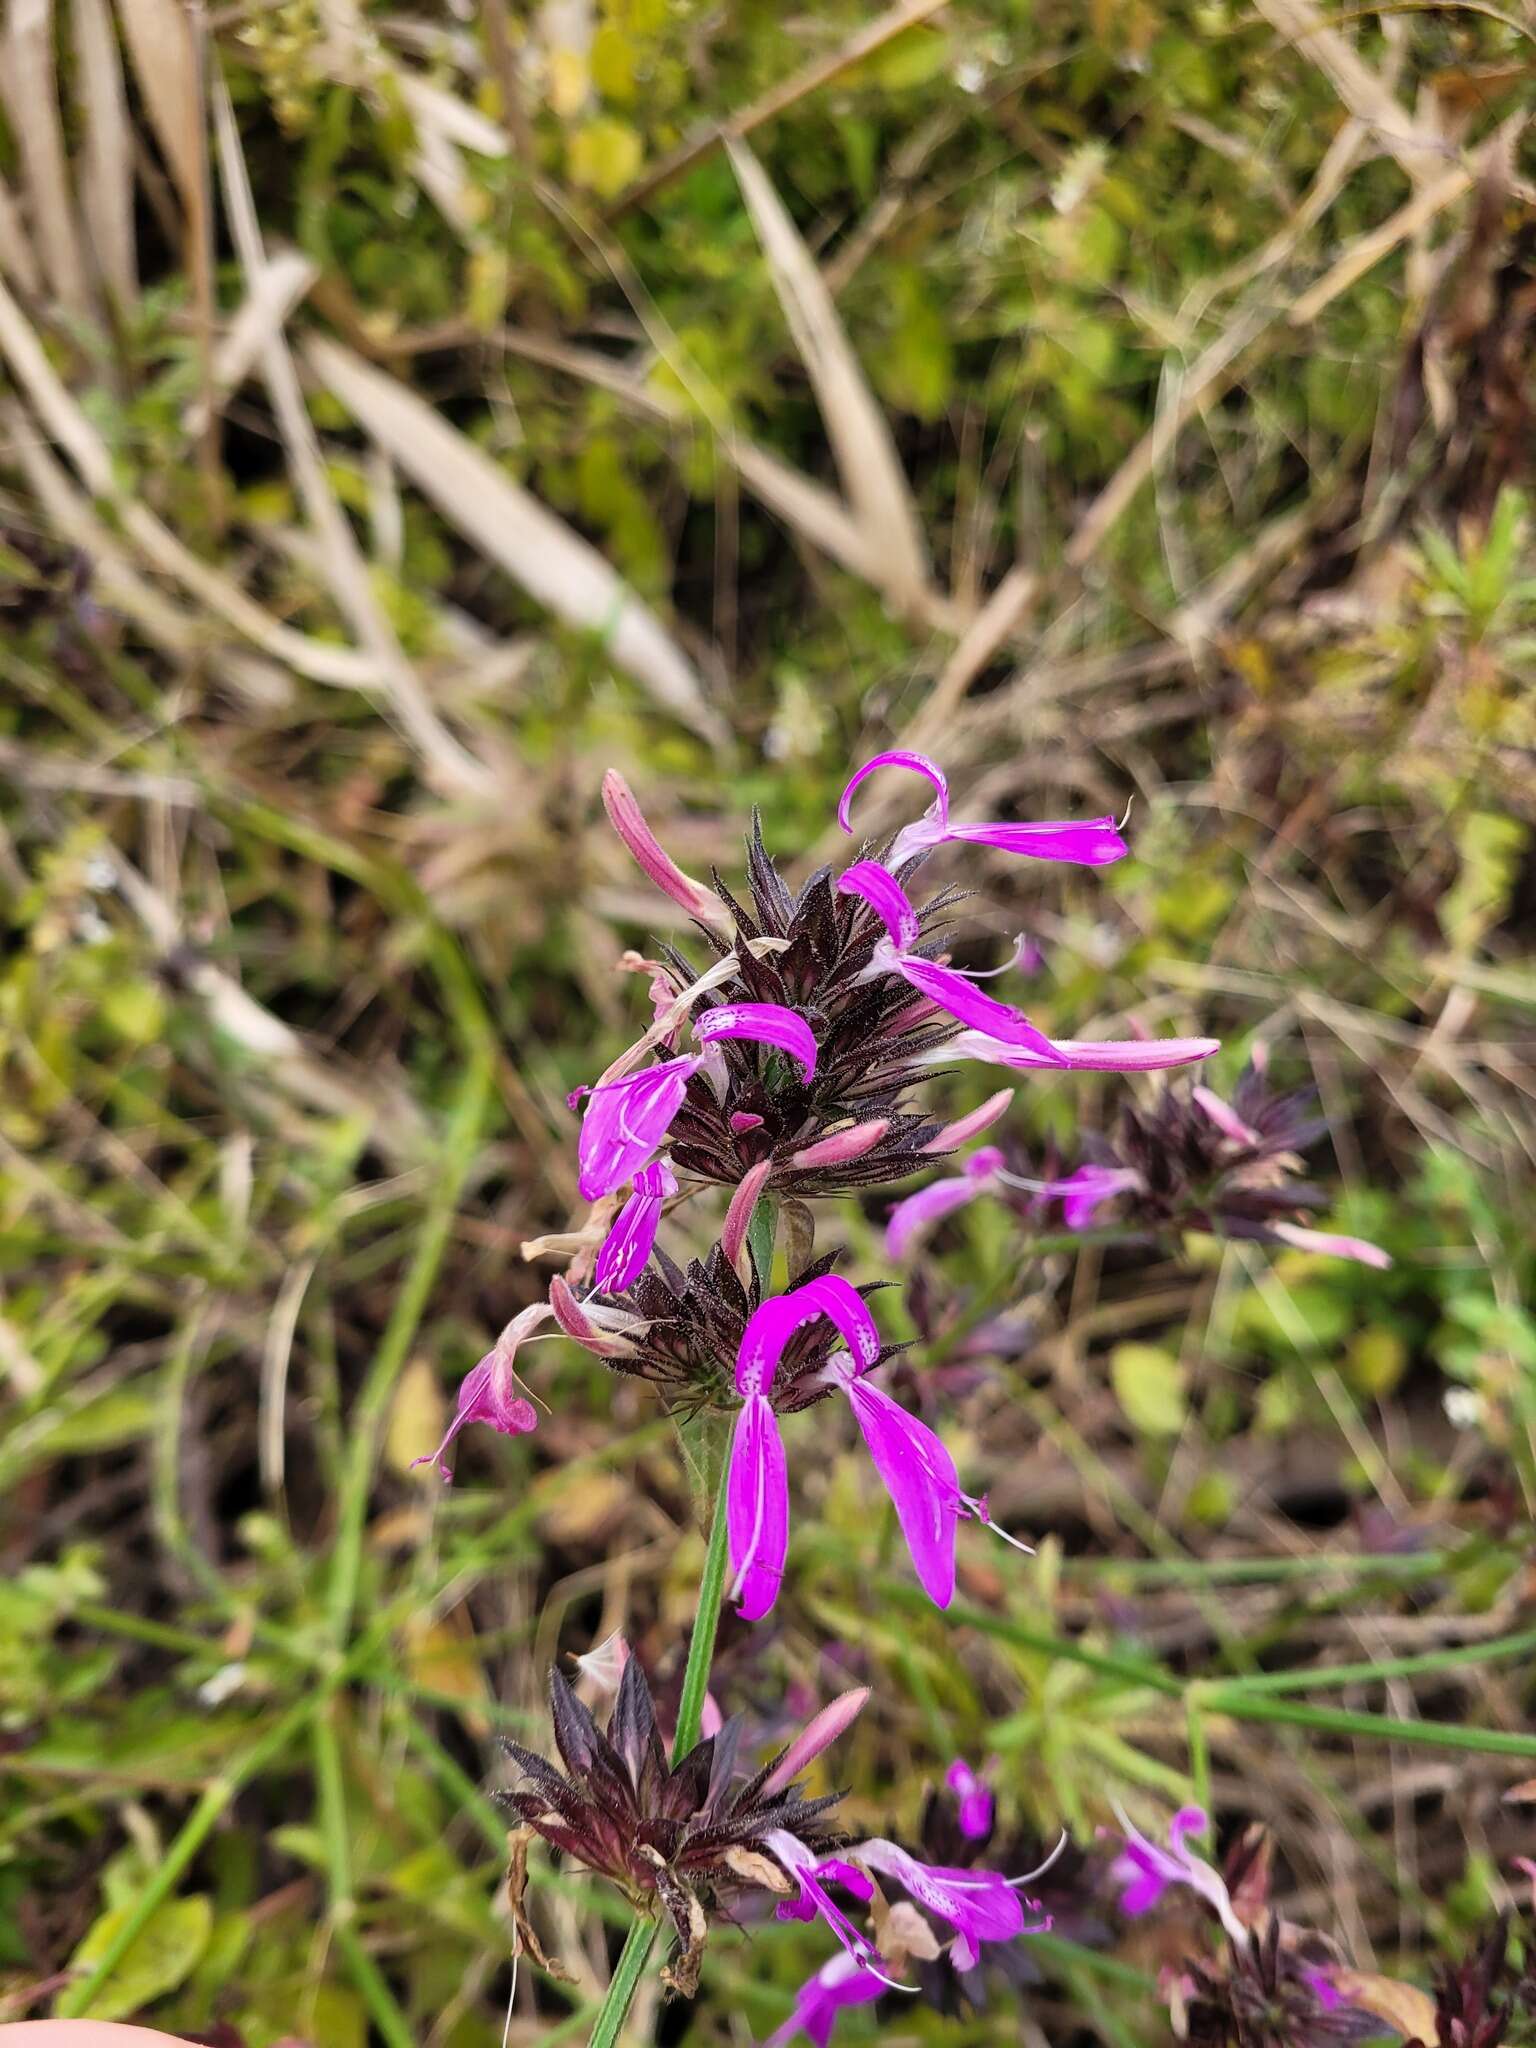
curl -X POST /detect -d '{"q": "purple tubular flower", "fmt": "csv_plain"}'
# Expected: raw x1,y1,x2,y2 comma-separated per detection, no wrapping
1111,1805,1248,1947
835,860,921,949
852,1839,1036,1971
885,1146,1003,1259
945,1758,994,1842
935,1031,1220,1073
1270,1222,1393,1269
727,1277,883,1618
838,749,1128,869
412,1301,551,1479
790,1119,891,1170
577,1056,701,1200
695,1002,818,1083
763,1953,886,2048
594,1161,677,1292
1044,1162,1143,1230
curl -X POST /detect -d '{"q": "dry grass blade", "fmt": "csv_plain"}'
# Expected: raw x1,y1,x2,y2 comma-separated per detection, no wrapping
210,73,496,796
113,0,204,205
186,248,319,434
0,173,42,295
1,0,91,315
71,0,137,306
726,135,933,618
1252,0,1446,185
303,332,727,745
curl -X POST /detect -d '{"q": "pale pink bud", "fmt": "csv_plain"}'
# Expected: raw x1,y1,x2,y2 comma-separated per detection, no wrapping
722,1159,774,1275
790,1120,890,1169
920,1090,1014,1155
602,770,731,932
548,1275,645,1356
760,1687,871,1798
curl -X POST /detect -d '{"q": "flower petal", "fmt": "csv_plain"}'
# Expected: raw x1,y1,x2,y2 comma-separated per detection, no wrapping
835,860,921,949
853,1839,1024,1948
593,1162,677,1292
920,1089,1014,1154
601,769,730,931
577,1057,699,1201
764,1953,886,2048
885,1171,990,1260
841,1376,961,1607
945,815,1127,866
935,1031,1219,1073
760,1687,871,1797
1044,1163,1141,1230
1270,1222,1393,1269
837,751,949,836
695,1002,818,1083
727,1392,788,1621
734,1274,882,1395
890,955,1067,1065
945,1758,994,1842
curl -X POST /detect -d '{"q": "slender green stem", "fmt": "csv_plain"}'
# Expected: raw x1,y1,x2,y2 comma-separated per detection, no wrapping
1212,1625,1536,1695
587,1918,659,2048
1202,1689,1536,1755
673,1472,734,1762
585,1443,733,2044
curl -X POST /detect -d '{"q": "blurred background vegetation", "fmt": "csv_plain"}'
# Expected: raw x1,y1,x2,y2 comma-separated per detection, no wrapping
1,0,1534,2041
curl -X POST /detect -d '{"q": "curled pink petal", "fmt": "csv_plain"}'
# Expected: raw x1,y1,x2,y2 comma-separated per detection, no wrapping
760,1687,871,1798
726,1392,788,1621
601,770,730,931
412,1301,551,1478
838,750,949,836
577,1056,700,1201
888,954,1067,1066
548,1274,645,1357
722,1159,775,1272
734,1274,881,1396
790,1119,890,1170
730,1110,765,1133
1270,1222,1393,1269
836,861,920,949
695,1002,818,1083
920,1089,1014,1154
594,1161,677,1292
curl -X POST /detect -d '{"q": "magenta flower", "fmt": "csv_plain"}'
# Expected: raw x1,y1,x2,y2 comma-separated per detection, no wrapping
576,1002,820,1200
412,1300,550,1479
1045,1161,1143,1230
838,749,1128,869
838,862,1065,1066
594,1161,678,1292
602,769,732,935
765,1830,1046,1980
1269,1222,1393,1269
1111,1805,1248,1947
885,1145,1004,1258
725,1274,1021,1619
763,1952,886,2048
945,1757,994,1842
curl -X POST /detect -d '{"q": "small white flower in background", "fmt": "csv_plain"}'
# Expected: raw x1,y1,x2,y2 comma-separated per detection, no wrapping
1051,140,1109,215
1443,1386,1484,1430
197,1662,249,1706
85,855,116,890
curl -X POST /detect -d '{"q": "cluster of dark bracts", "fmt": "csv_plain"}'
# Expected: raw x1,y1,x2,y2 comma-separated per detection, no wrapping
502,1653,1054,2008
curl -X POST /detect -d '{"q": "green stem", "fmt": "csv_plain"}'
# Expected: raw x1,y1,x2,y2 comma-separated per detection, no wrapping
313,1710,415,2048
1212,1625,1536,1695
586,1445,733,2044
587,1918,659,2048
1202,1689,1536,1756
672,1470,734,1762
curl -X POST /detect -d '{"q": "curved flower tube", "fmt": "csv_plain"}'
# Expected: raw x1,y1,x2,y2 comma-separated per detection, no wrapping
885,1146,1004,1259
838,749,1127,869
594,1161,678,1292
696,1002,819,1083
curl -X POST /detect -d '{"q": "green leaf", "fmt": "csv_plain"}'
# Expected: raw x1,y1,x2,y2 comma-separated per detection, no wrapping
1441,812,1527,951
70,1894,213,2022
1111,1343,1188,1436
